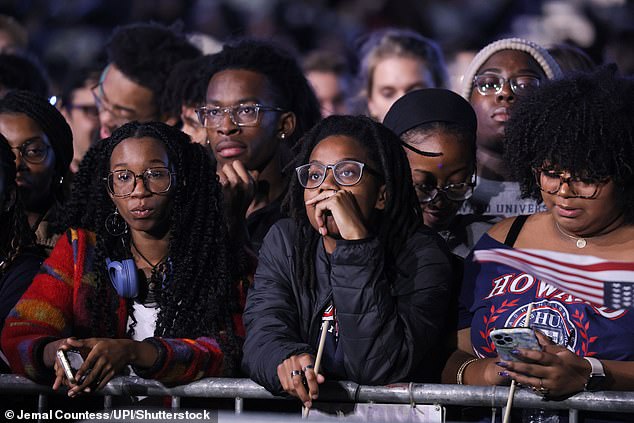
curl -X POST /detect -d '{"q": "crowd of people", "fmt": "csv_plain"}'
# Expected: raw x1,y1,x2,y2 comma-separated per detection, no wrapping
0,13,633,422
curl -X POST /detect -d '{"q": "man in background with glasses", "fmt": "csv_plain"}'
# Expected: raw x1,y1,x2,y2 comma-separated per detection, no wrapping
94,22,200,140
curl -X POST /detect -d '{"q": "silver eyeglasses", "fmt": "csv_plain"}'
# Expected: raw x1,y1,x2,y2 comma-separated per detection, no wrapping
195,104,284,128
295,160,382,189
473,74,541,96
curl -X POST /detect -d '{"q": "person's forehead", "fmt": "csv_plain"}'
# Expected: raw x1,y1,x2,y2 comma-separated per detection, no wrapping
207,69,275,103
477,50,544,75
102,64,156,111
310,134,370,162
0,113,47,145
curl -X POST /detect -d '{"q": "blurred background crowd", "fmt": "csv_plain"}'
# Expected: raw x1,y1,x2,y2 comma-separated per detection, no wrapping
0,0,632,97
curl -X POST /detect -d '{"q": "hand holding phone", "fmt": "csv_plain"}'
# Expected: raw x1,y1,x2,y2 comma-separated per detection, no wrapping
56,349,85,385
490,328,542,362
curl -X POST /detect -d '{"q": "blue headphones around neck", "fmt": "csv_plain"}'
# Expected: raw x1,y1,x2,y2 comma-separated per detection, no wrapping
105,233,140,298
106,257,139,299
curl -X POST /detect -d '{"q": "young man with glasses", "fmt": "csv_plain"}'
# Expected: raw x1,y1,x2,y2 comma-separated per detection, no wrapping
202,39,321,251
459,38,563,218
95,22,200,139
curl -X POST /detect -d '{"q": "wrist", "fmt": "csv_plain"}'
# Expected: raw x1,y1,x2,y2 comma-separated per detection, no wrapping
583,357,606,391
457,357,479,385
131,340,160,369
43,339,64,368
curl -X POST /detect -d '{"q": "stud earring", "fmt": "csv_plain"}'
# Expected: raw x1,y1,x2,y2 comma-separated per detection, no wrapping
280,133,286,139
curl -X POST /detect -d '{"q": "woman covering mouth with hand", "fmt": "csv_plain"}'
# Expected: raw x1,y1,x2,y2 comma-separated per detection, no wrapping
242,115,453,410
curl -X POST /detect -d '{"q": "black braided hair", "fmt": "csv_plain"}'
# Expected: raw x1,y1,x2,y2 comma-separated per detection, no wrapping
161,55,214,119
504,65,634,222
0,90,73,203
282,115,422,291
58,121,245,374
0,134,35,271
106,22,201,119
207,38,322,147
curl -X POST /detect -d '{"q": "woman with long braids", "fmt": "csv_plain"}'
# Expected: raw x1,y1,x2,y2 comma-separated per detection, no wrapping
0,135,43,360
0,90,73,254
242,115,453,407
2,121,249,395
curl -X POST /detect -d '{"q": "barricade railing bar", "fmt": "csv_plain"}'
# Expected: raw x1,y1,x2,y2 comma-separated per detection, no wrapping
2,374,634,419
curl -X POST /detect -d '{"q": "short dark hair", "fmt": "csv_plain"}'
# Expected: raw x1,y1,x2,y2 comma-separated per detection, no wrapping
207,39,322,147
161,55,214,120
284,115,422,290
505,65,634,222
106,22,201,118
60,65,102,111
0,53,49,97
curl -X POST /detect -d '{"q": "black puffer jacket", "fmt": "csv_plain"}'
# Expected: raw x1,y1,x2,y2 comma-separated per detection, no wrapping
242,219,453,395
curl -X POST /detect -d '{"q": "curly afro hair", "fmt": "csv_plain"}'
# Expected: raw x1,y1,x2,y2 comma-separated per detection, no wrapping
106,22,201,118
504,65,634,221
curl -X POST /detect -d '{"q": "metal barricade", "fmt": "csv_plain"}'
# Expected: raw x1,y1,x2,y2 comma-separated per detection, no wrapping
2,374,634,421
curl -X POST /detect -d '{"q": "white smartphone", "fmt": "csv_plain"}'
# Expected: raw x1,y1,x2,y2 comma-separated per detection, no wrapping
489,328,542,362
56,349,85,384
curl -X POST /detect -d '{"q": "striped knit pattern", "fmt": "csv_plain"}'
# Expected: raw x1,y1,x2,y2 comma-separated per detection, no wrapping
1,228,243,384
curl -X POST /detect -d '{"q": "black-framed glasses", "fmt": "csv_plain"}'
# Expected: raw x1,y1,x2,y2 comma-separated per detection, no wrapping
415,177,475,204
473,74,541,96
195,104,284,128
295,160,382,189
105,167,175,197
10,140,50,164
533,168,607,199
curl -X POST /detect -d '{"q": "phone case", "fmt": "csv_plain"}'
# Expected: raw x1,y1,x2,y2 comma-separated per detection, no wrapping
489,328,541,362
56,349,84,384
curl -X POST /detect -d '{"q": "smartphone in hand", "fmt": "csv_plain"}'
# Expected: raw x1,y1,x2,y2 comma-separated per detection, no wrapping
489,328,542,362
56,349,85,384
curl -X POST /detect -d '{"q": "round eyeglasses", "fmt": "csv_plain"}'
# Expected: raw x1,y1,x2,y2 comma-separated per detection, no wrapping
473,74,541,96
105,167,175,197
415,180,475,204
295,160,382,189
10,141,50,164
196,104,284,128
533,168,607,199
